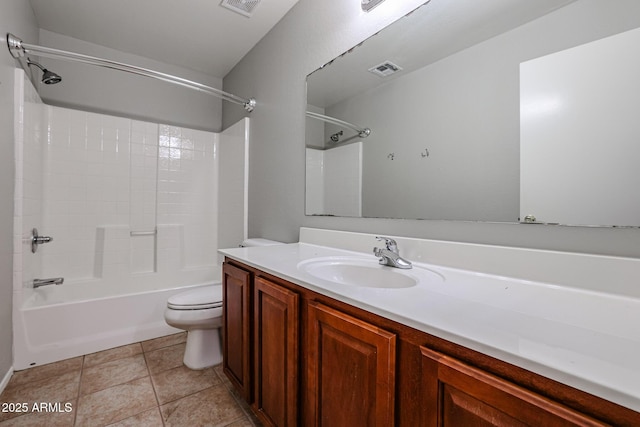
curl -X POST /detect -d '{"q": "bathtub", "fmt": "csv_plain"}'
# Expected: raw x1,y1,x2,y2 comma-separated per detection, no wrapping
13,267,221,370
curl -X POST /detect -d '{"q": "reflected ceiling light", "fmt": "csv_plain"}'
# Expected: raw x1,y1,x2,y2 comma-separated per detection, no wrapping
362,0,385,12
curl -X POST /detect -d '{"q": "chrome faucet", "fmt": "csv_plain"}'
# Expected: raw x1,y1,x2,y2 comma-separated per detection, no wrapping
373,237,412,269
33,277,64,288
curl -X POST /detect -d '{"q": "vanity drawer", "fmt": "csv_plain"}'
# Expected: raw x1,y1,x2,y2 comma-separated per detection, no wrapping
420,347,609,427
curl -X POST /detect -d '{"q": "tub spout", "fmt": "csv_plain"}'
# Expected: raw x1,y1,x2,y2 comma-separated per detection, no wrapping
33,277,64,288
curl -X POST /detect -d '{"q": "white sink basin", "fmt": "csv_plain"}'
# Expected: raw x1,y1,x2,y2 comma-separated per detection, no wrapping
297,256,443,289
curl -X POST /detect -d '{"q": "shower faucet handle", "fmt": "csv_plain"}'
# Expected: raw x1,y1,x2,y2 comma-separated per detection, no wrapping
31,228,53,253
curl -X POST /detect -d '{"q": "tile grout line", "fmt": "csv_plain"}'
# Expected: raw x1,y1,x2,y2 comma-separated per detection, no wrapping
72,356,85,426
142,347,166,427
76,344,158,426
143,343,223,417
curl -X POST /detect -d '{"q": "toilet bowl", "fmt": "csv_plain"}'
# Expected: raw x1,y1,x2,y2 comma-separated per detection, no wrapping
164,238,284,370
164,284,223,370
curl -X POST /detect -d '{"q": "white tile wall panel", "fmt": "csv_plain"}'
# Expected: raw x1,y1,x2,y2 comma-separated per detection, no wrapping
14,79,244,291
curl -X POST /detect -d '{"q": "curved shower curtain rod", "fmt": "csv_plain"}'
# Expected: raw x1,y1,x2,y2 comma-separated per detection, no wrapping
6,33,256,112
305,111,371,138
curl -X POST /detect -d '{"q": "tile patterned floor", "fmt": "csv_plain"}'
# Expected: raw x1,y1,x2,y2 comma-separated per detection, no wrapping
0,333,262,427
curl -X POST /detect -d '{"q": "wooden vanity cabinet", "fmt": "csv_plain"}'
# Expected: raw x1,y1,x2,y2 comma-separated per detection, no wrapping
223,261,397,426
420,347,609,427
222,262,300,426
222,262,252,401
253,276,299,426
222,259,640,427
305,301,396,426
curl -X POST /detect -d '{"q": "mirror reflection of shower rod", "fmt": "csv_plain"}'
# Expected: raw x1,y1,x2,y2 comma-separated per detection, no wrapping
328,131,363,145
330,130,343,142
306,111,371,139
6,33,256,112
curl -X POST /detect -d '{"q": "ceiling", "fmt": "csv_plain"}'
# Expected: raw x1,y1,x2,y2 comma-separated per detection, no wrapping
28,0,299,78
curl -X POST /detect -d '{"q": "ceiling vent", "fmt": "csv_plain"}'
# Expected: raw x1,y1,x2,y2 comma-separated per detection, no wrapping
368,61,403,78
220,0,261,17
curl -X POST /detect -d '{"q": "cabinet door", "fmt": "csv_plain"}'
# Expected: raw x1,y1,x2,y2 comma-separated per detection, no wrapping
420,347,609,427
222,262,252,401
253,277,299,426
306,301,396,427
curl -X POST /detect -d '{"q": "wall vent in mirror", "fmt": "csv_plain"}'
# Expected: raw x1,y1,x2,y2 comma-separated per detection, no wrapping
362,0,385,13
368,61,403,77
220,0,261,17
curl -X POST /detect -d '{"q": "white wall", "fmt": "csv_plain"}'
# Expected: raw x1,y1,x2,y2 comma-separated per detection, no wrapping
0,0,39,388
223,0,640,258
223,0,428,241
218,118,250,255
36,30,224,132
520,27,640,226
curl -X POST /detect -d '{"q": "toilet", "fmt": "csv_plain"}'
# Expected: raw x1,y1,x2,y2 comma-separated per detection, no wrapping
164,285,223,369
164,238,282,370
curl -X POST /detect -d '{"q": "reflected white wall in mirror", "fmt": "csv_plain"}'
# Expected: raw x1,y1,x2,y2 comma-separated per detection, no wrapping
305,0,640,227
306,143,363,217
520,27,640,226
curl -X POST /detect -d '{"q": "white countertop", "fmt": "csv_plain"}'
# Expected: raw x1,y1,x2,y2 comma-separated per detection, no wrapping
220,232,640,412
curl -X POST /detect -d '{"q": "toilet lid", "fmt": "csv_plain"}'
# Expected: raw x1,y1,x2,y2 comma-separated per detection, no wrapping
167,285,222,310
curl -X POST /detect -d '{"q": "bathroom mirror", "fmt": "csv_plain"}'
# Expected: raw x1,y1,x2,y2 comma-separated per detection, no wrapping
305,0,640,227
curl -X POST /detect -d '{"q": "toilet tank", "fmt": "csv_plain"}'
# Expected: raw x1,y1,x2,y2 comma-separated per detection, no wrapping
240,238,283,247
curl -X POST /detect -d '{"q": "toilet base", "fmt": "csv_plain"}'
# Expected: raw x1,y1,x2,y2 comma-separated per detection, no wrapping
183,328,222,370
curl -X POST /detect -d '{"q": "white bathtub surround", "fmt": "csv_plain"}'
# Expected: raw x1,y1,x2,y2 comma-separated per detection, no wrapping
220,227,640,411
305,143,363,217
36,112,220,282
14,279,217,370
12,69,45,303
12,71,249,370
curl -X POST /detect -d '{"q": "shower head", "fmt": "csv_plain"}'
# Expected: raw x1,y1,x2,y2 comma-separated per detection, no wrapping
26,59,62,84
